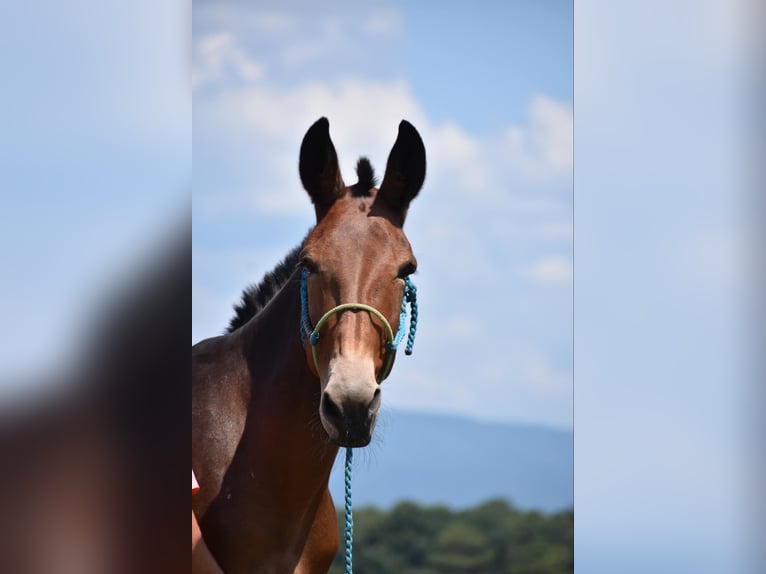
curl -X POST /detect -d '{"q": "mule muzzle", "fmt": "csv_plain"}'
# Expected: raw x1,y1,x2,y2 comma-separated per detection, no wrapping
320,359,381,447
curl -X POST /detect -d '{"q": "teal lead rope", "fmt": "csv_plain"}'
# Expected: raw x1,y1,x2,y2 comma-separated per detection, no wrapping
299,267,418,574
344,448,354,574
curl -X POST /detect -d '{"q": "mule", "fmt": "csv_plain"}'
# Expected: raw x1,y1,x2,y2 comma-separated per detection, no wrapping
192,117,426,573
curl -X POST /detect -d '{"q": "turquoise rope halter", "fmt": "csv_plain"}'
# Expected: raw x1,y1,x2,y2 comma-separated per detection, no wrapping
299,267,418,574
299,268,418,381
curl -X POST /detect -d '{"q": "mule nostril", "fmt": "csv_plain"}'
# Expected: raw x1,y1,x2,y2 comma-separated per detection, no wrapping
368,387,381,412
321,392,343,424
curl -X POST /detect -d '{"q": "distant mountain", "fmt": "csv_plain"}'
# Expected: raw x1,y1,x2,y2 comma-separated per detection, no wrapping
328,410,572,513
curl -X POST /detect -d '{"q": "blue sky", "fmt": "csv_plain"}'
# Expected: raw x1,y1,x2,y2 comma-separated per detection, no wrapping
192,0,573,429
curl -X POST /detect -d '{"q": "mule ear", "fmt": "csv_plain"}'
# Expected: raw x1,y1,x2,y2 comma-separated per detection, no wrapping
299,117,345,220
375,120,426,224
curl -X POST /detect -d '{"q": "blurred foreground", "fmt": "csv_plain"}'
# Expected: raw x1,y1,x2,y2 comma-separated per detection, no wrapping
0,1,189,571
0,231,189,573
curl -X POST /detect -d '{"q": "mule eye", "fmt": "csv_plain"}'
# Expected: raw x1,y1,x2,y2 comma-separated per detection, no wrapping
301,257,319,274
397,261,416,278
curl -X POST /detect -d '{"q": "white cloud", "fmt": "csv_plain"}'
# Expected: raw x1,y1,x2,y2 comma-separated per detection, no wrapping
524,256,573,286
195,4,405,73
194,62,572,218
504,95,574,181
362,8,404,38
192,33,264,88
192,23,573,206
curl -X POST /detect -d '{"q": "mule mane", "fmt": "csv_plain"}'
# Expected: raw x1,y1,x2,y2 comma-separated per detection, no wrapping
226,240,305,333
226,158,377,334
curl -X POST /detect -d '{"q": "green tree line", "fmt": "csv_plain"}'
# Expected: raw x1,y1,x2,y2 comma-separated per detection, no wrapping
329,499,573,574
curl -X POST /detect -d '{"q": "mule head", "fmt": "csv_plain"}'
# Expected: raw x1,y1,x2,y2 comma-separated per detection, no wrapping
298,117,425,447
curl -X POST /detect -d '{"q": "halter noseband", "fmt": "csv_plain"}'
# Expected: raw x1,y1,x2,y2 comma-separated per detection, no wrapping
299,268,418,383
